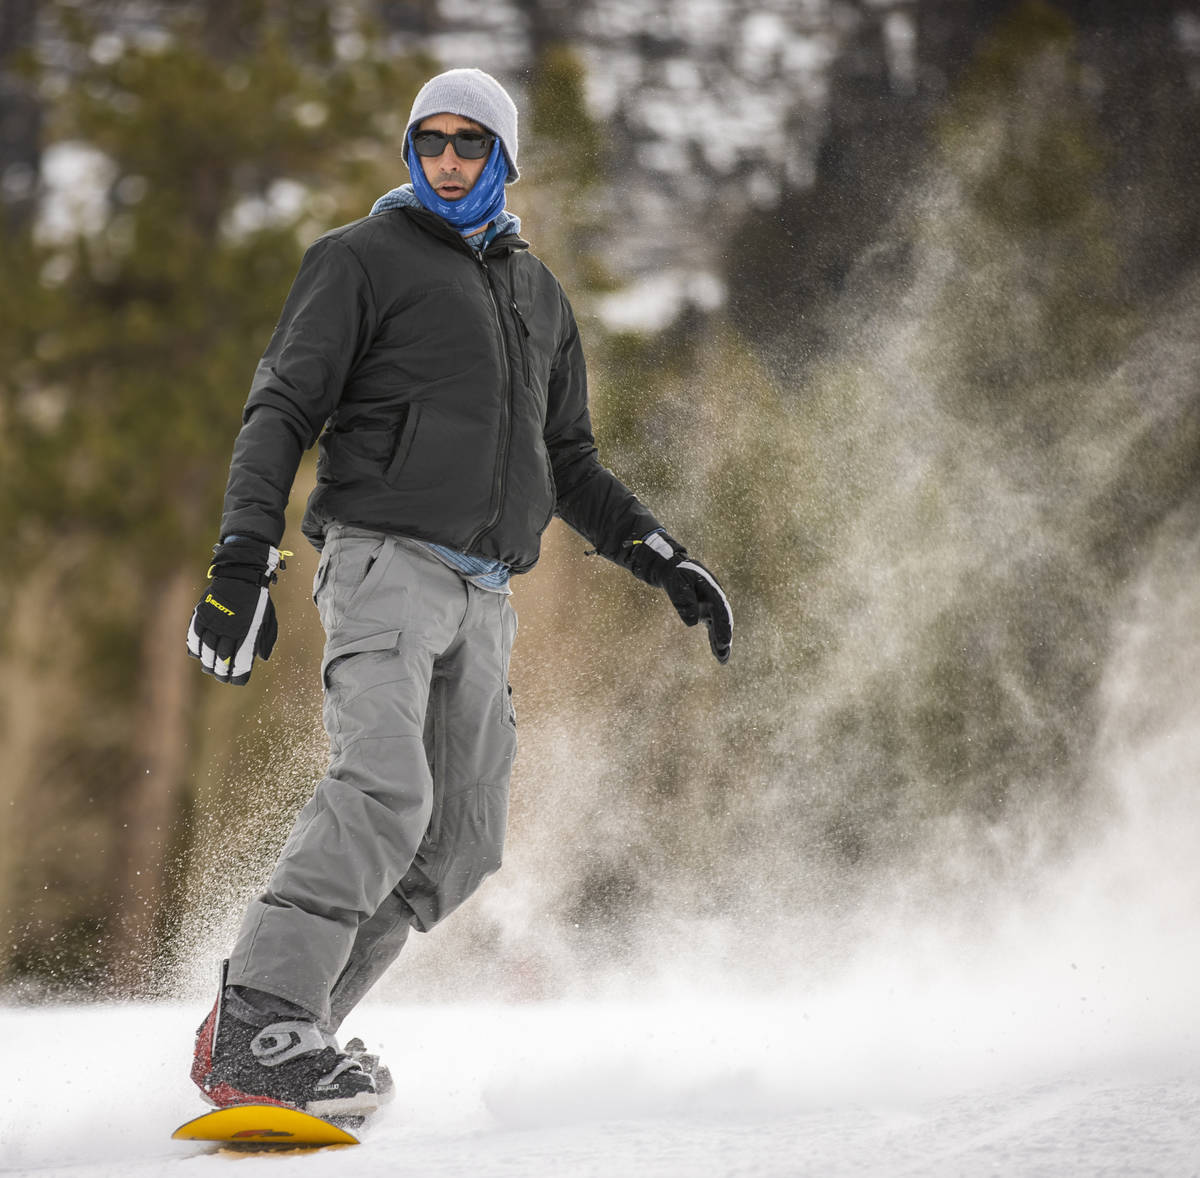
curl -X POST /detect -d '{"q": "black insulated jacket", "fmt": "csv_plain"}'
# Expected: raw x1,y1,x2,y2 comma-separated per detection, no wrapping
220,205,660,574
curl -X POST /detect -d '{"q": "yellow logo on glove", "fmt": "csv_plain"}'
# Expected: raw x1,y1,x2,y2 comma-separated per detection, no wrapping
204,593,235,617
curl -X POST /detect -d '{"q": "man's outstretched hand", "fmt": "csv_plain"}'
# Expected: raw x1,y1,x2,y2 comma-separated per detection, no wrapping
629,530,733,664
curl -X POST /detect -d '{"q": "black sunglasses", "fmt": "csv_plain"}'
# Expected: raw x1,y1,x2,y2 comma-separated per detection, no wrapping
411,129,495,160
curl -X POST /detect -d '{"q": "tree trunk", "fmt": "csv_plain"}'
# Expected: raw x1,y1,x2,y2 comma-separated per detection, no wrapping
0,0,41,234
0,565,66,985
109,566,197,993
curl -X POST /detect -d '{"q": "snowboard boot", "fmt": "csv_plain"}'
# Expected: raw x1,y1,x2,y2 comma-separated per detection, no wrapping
345,1037,395,1105
191,962,378,1118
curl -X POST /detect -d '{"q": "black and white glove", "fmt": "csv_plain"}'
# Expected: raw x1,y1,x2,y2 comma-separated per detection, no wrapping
186,538,287,685
628,529,733,664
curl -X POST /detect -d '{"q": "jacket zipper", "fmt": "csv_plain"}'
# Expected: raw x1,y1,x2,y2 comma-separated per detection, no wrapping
464,249,514,551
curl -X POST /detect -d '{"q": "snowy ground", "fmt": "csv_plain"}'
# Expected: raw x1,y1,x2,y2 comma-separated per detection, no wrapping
5,774,1200,1178
3,957,1199,1178
6,759,1200,1177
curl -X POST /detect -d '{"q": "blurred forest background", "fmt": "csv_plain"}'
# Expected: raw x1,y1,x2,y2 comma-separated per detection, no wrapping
1,0,1198,1001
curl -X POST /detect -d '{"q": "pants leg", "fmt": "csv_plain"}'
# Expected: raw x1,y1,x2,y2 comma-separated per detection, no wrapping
396,591,518,932
326,581,518,1030
325,891,413,1033
227,529,516,1026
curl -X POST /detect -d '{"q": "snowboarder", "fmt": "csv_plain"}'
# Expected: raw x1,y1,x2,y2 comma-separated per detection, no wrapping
185,67,732,1117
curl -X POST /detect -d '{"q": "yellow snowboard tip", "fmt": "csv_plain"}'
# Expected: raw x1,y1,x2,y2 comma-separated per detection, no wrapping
172,1102,360,1147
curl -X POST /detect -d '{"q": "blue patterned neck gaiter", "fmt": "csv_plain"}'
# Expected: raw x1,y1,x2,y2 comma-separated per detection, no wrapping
407,131,508,233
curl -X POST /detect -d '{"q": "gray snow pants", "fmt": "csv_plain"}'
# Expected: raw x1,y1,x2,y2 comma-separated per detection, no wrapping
226,525,518,1029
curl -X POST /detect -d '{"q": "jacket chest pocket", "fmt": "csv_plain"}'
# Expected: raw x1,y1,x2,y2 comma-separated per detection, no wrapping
508,286,559,407
507,295,532,390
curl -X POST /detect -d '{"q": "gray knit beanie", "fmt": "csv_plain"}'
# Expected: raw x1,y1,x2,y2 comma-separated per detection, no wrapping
403,68,520,183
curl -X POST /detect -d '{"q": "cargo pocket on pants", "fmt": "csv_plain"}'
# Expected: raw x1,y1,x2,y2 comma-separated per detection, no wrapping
320,631,405,757
500,599,518,730
321,630,403,692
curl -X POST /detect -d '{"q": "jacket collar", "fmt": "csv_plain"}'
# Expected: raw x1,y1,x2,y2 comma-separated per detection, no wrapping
400,204,528,257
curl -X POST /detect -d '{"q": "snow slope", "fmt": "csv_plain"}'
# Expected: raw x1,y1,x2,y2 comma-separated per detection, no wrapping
2,942,1199,1178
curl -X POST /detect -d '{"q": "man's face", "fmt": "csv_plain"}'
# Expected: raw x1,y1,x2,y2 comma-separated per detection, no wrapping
415,113,490,201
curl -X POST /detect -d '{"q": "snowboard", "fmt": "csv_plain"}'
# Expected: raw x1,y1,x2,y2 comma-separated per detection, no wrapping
172,1103,360,1149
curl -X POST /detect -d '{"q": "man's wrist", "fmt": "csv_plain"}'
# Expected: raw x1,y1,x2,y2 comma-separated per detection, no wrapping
627,528,685,587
